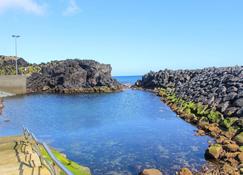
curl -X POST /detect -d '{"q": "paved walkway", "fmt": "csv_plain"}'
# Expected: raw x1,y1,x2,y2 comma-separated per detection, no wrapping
0,136,51,175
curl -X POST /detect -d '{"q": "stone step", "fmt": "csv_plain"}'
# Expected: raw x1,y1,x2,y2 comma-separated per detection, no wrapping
0,135,52,175
0,141,27,152
0,142,18,151
0,151,31,166
0,169,19,175
0,165,52,175
0,148,42,167
0,136,24,144
0,163,22,174
22,165,52,175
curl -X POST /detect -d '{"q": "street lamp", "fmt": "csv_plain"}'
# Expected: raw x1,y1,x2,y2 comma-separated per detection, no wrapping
12,35,20,75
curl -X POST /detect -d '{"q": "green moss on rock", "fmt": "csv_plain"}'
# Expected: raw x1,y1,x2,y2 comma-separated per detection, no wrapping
234,132,243,146
206,144,223,159
208,111,223,123
220,117,238,129
40,146,91,175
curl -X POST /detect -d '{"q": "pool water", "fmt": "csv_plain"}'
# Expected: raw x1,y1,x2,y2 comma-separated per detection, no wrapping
0,77,211,175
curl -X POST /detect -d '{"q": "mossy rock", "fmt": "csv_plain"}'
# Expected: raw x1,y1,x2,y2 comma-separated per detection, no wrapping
185,108,191,114
220,117,238,129
239,146,243,152
206,144,223,159
187,101,196,110
234,132,243,146
40,146,91,175
207,111,223,123
196,103,207,115
199,116,209,124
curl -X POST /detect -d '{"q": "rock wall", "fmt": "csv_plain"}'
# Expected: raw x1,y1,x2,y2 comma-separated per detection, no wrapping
135,66,243,118
27,59,121,93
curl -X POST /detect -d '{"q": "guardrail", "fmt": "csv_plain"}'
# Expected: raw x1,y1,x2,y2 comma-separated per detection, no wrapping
23,127,73,175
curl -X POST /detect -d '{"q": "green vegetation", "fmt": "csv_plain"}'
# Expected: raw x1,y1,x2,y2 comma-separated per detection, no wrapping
40,146,91,175
220,118,238,129
0,65,16,75
19,65,41,75
0,65,41,76
157,88,240,132
234,132,243,145
207,144,223,159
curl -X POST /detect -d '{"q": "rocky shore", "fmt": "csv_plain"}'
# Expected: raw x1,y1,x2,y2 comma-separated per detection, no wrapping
135,66,243,118
0,56,122,94
134,66,243,174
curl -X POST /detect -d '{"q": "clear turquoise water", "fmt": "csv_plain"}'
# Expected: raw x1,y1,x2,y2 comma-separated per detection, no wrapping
0,76,211,175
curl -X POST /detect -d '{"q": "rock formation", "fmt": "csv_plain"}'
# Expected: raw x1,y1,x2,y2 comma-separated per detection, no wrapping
27,59,121,93
0,55,29,67
135,66,243,118
0,55,122,93
0,55,29,75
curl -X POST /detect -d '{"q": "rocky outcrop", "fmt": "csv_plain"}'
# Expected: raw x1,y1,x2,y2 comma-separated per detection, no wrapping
135,66,243,118
27,59,122,93
0,56,29,75
0,55,29,67
1,55,122,93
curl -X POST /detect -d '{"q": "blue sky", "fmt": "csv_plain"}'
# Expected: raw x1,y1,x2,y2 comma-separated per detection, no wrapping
0,0,243,75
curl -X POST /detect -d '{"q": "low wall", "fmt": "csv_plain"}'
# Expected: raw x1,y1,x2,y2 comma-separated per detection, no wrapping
0,75,26,94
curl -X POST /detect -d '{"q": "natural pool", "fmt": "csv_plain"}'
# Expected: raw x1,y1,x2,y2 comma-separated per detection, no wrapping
0,78,212,175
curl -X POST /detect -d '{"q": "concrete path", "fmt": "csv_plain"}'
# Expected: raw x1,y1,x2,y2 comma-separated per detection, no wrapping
0,136,51,175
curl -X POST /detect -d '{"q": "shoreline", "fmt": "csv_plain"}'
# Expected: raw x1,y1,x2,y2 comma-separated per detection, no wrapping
132,87,242,174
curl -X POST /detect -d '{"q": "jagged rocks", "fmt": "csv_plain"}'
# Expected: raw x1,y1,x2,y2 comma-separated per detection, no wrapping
135,66,243,118
26,59,122,93
0,56,122,93
0,55,29,67
234,98,243,107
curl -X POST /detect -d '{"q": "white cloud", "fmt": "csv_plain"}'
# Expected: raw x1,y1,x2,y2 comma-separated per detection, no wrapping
63,0,80,16
0,0,45,15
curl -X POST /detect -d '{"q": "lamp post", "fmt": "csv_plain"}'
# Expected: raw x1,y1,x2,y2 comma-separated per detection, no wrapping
12,35,20,75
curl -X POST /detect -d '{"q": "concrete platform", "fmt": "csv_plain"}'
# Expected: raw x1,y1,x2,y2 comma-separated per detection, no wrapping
0,136,51,175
